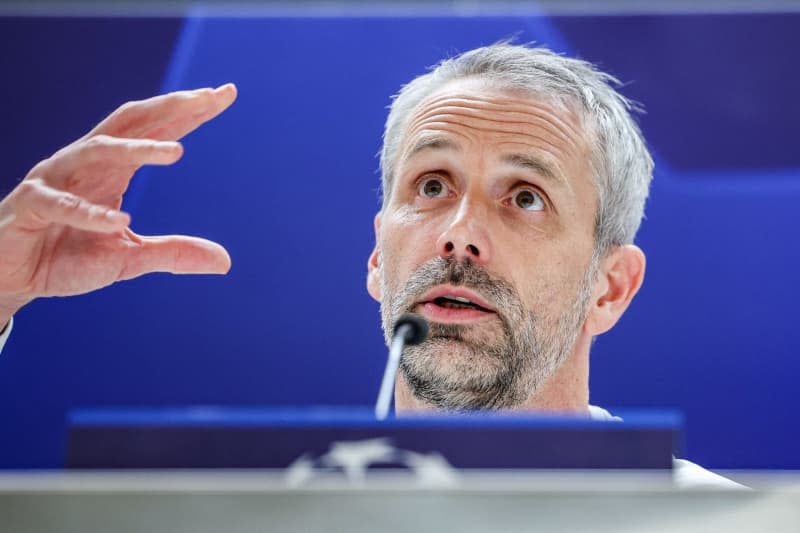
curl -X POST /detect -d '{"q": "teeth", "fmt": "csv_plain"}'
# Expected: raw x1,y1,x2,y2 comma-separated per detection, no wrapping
448,295,473,304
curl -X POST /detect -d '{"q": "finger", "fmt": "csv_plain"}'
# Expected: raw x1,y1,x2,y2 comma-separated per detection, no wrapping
147,83,237,141
119,234,231,280
14,179,130,233
56,135,183,176
89,83,238,142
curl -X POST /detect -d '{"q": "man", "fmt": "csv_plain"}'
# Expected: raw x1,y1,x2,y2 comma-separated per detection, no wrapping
0,44,740,488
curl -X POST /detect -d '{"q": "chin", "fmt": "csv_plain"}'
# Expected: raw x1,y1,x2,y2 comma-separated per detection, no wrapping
400,338,523,408
414,336,502,370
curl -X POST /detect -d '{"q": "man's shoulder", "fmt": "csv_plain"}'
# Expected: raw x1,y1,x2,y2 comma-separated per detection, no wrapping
672,458,747,490
587,404,622,421
588,404,747,490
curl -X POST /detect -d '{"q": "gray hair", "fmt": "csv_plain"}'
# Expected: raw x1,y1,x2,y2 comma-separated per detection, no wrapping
379,43,654,255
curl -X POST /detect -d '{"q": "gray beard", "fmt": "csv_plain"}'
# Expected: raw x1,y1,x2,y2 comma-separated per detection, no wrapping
380,255,597,411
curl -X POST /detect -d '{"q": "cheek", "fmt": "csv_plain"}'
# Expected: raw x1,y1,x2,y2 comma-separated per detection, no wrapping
379,209,430,286
512,250,591,314
381,214,405,266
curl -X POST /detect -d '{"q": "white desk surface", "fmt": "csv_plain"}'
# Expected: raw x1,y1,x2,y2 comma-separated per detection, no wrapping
0,470,798,533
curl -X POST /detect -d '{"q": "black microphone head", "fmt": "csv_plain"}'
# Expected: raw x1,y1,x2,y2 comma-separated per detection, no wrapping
394,314,429,346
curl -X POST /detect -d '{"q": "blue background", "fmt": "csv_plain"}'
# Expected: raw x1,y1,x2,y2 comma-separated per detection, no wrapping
0,11,798,469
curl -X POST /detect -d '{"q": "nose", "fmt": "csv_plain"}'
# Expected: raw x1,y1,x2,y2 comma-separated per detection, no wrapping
435,201,492,264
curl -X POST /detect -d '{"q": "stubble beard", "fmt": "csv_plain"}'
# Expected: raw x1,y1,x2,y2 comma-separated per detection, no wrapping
380,255,597,411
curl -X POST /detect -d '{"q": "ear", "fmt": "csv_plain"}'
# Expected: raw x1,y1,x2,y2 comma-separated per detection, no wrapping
584,244,646,336
366,213,382,302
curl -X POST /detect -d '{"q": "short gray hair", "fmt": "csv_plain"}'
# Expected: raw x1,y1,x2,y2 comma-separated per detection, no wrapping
379,43,654,255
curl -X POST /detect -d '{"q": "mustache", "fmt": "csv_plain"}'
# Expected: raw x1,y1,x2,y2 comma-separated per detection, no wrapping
397,256,520,318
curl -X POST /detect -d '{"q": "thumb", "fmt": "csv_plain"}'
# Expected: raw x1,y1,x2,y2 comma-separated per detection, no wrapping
120,234,231,281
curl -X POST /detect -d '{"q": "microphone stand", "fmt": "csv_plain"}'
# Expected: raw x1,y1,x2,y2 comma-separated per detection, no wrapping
375,314,428,420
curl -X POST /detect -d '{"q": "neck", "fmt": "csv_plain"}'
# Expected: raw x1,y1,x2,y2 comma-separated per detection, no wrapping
394,332,591,416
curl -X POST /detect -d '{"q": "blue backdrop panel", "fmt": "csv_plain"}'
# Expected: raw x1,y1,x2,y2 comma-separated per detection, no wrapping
0,13,797,469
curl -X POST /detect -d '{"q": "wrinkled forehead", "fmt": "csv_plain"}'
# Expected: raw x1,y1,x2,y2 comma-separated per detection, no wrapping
397,76,596,176
419,76,588,123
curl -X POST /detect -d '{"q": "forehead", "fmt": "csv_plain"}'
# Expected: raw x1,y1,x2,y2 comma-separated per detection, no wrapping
400,77,591,164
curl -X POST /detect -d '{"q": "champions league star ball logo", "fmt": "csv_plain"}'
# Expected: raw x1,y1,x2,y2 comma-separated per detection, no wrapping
284,438,460,487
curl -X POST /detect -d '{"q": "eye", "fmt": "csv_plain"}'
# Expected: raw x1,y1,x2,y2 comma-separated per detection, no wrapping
418,177,450,199
513,189,545,211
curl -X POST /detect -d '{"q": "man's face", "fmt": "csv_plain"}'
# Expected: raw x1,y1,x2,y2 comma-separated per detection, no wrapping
371,77,600,410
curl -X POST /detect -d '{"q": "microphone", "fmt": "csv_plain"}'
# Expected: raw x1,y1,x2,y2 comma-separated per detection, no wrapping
375,314,429,420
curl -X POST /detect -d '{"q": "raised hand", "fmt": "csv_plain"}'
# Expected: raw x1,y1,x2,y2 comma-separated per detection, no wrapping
0,84,238,327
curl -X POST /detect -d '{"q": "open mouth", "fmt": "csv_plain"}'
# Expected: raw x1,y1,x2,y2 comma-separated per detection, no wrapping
431,295,493,313
416,287,497,323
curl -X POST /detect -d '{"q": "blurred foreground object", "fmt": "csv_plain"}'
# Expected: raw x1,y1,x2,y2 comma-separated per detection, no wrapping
1,469,798,533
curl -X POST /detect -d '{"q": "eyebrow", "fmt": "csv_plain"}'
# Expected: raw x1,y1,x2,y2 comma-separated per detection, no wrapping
501,153,563,185
404,135,460,163
404,136,565,187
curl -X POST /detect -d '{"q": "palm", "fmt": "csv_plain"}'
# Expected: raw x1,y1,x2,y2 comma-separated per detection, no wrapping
34,226,141,297
33,161,139,296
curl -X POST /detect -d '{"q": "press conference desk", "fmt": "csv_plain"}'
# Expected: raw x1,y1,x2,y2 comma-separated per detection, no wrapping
1,470,798,533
